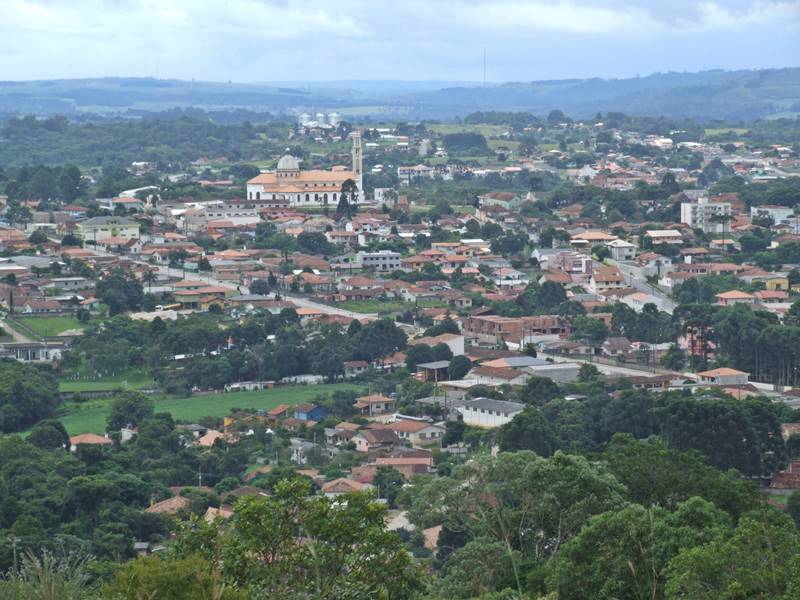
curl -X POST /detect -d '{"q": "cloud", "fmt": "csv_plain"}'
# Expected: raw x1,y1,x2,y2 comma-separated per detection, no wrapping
0,0,796,81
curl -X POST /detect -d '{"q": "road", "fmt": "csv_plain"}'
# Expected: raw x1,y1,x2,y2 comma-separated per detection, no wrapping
100,259,380,320
0,318,34,343
611,260,677,314
541,351,674,379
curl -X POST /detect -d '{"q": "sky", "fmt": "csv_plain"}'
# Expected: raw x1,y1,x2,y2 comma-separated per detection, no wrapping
0,0,798,82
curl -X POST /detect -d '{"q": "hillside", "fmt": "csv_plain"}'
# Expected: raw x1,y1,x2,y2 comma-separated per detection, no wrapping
0,68,798,122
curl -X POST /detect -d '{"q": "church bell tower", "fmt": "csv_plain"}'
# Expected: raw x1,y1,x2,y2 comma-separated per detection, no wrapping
351,131,363,202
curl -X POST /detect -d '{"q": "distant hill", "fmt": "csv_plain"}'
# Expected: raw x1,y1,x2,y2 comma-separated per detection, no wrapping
0,68,798,122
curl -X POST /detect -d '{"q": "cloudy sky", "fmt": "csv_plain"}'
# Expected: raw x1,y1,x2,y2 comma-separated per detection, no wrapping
1,0,798,82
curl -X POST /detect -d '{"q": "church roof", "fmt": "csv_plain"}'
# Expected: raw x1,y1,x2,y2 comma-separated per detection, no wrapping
277,154,301,170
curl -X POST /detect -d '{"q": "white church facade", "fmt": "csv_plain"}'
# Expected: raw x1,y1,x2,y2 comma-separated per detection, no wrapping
246,132,364,208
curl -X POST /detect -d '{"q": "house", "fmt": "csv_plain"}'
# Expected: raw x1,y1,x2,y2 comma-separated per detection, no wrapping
602,337,633,358
351,456,434,482
645,229,683,245
605,239,637,261
478,191,523,210
267,404,291,424
458,397,525,428
387,419,445,447
77,216,140,242
353,429,400,453
145,496,191,516
697,367,749,386
321,478,373,497
69,433,112,452
769,461,800,494
354,394,396,417
589,266,626,293
715,290,755,306
294,404,328,422
21,299,63,315
409,333,465,356
468,365,529,386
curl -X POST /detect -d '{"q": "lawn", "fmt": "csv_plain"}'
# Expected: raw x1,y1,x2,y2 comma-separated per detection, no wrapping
16,315,97,337
704,127,749,136
337,299,447,314
59,370,156,393
55,383,363,435
428,123,509,137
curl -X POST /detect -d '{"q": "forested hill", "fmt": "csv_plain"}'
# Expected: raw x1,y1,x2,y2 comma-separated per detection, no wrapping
0,68,798,122
413,68,800,122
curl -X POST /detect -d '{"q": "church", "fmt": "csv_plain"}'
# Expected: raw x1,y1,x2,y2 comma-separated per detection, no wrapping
246,132,364,208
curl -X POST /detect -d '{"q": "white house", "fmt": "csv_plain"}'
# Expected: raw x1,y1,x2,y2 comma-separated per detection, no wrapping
458,398,525,428
605,239,637,261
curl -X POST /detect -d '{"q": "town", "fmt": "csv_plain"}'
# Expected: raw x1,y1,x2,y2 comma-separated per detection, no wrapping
1,104,799,598
1,3,800,592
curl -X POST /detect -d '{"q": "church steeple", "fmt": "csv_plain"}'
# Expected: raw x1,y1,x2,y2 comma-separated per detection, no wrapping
351,131,363,200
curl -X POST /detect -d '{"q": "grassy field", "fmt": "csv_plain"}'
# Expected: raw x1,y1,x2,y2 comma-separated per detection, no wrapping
59,370,156,393
56,383,363,435
428,123,509,137
337,299,447,314
16,316,96,336
704,127,749,136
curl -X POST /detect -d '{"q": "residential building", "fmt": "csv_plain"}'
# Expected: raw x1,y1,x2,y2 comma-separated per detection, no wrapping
356,250,402,272
77,216,140,242
680,197,732,233
458,397,525,428
387,419,445,447
353,429,401,452
605,238,637,261
354,394,396,417
697,367,750,386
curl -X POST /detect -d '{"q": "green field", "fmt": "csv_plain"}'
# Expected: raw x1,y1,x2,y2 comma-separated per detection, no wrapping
56,383,362,435
59,370,156,393
704,127,749,136
428,123,509,137
16,316,96,336
337,299,446,314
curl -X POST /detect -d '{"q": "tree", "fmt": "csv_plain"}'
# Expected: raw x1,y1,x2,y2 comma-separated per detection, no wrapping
175,479,425,598
249,279,270,296
497,408,558,455
448,355,472,380
0,361,60,433
571,316,609,345
60,233,82,247
665,510,798,600
434,537,519,599
102,553,248,600
27,419,70,451
338,178,358,218
106,392,155,431
373,466,405,507
442,420,466,446
577,363,600,383
552,498,732,600
28,229,48,245
518,376,560,406
602,434,758,518
787,491,800,527
661,344,686,371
